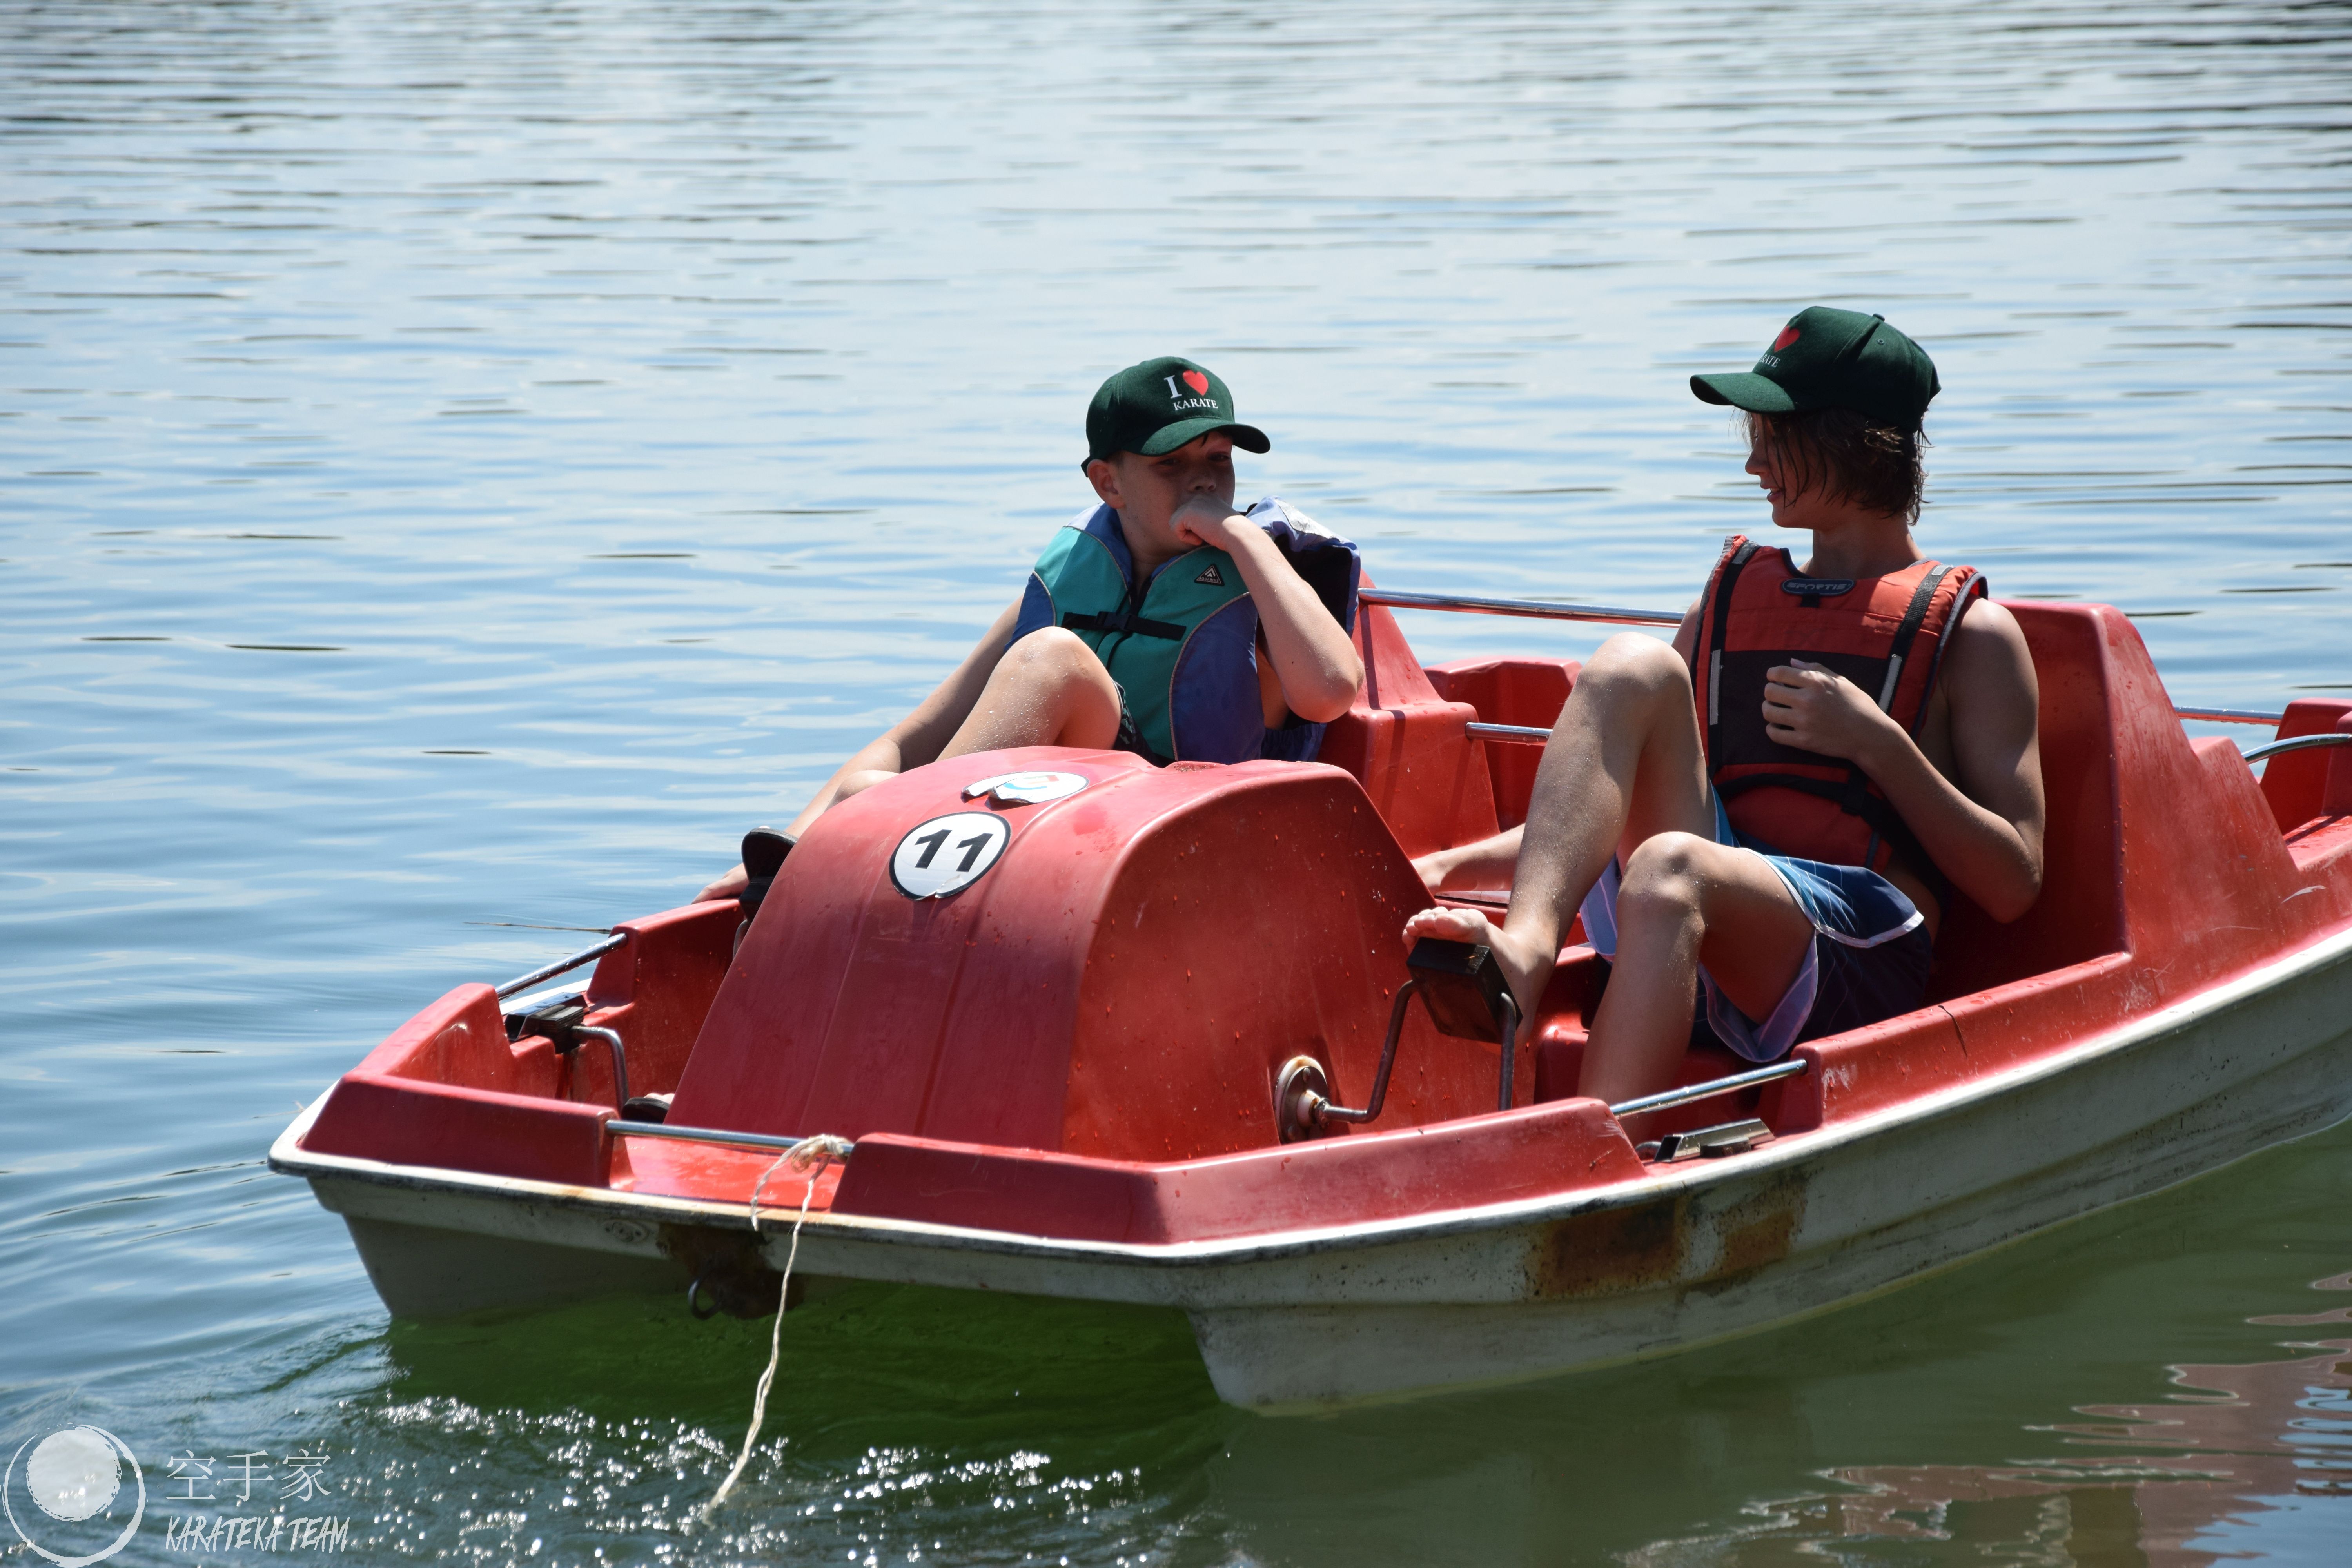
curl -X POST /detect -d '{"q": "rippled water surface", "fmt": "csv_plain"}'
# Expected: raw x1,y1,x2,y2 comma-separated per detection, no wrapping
6,2,2351,1563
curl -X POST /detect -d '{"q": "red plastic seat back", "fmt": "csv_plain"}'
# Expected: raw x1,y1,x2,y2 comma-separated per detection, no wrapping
1316,583,1501,859
1423,656,1582,828
1925,603,2128,1000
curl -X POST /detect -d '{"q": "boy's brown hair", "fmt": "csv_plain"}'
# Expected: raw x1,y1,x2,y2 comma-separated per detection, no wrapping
1745,407,1928,524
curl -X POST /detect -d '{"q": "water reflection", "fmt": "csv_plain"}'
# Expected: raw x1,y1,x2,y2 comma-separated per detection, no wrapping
1631,1289,2352,1565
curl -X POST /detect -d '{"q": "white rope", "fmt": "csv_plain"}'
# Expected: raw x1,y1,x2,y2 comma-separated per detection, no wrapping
702,1133,855,1517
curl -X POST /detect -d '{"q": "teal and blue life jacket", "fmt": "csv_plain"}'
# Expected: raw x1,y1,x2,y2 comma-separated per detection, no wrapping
1009,498,1359,765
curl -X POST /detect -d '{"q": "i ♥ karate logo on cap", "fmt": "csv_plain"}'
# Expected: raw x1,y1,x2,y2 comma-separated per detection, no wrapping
1691,306,1941,429
1084,356,1271,467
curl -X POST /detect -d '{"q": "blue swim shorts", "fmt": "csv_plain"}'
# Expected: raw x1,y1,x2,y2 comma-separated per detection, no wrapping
1576,798,1934,1063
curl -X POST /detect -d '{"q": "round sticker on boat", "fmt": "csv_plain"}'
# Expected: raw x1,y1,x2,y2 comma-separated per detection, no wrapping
889,811,1013,899
961,769,1089,806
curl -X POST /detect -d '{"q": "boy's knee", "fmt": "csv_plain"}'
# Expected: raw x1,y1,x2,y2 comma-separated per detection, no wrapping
1000,628,1119,714
1583,632,1691,698
1005,625,1085,665
1005,627,1108,682
1619,832,1713,913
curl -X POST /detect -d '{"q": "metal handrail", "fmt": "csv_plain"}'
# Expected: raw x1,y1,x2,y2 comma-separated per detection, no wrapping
1360,588,1682,628
573,1025,630,1111
2241,732,2352,764
1466,722,1550,745
1367,588,2291,730
1472,717,2323,753
495,931,627,999
1608,1057,1809,1119
606,1120,855,1156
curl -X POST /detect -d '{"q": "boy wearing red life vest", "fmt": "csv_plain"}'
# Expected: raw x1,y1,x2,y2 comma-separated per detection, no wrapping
697,356,1364,904
1406,308,2046,1124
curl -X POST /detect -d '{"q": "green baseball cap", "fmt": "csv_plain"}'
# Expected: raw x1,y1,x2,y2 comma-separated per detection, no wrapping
1691,307,1940,430
1082,356,1270,470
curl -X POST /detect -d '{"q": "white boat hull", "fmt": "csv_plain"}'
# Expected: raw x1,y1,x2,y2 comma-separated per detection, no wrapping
279,926,2352,1408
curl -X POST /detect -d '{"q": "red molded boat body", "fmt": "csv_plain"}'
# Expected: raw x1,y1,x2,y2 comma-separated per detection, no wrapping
273,597,2352,1408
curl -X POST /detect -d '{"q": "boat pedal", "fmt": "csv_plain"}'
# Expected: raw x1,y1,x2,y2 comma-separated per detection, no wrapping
620,1093,673,1124
739,827,796,919
1405,938,1514,1042
504,995,588,1052
1641,1118,1772,1163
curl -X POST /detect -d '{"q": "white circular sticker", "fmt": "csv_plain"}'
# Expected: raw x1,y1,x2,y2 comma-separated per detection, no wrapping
961,769,1089,806
889,811,1014,899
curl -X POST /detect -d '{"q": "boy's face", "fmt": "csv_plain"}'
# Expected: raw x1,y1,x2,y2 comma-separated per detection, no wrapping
1746,424,1837,532
1087,433,1237,553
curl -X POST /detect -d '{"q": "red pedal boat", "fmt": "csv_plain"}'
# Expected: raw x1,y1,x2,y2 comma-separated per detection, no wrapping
270,590,2352,1408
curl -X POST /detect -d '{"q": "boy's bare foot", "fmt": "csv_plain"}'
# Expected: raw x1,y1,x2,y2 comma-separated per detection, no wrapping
697,864,749,902
1400,906,1554,1046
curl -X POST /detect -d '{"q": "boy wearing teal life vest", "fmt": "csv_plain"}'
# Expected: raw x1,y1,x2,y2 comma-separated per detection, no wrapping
697,356,1364,902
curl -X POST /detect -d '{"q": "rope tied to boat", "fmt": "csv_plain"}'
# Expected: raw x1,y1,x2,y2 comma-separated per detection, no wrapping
702,1132,855,1517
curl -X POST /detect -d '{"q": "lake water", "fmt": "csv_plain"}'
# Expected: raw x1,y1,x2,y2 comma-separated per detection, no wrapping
5,1,2350,1563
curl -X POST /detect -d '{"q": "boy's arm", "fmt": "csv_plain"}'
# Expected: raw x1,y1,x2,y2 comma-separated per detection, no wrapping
1760,600,2046,921
695,597,1025,899
1174,501,1363,722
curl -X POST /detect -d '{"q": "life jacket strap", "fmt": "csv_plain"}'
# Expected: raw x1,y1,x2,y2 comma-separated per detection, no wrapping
1874,563,1954,715
1700,540,1761,761
1061,608,1185,640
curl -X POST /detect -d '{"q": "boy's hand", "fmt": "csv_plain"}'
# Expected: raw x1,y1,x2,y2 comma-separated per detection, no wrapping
1762,659,1903,765
1170,494,1247,550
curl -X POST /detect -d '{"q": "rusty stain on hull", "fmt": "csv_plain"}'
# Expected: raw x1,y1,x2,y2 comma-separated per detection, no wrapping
1526,1194,1684,1297
1525,1167,1807,1299
1710,1170,1807,1280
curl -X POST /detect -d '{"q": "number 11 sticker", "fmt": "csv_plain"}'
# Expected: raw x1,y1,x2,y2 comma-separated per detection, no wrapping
888,811,1014,900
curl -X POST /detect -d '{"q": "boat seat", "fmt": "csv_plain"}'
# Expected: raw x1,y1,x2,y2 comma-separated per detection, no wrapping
1924,603,2132,1000
1317,579,1502,860
1423,655,1581,828
2262,698,2352,832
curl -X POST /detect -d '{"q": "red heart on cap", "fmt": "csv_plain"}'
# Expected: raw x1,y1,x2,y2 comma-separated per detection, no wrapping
1181,370,1209,395
1772,326,1800,352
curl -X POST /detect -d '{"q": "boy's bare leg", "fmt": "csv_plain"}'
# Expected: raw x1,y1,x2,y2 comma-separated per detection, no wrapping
1402,633,1815,1112
828,629,1125,803
1404,635,1717,1020
833,628,1122,802
1413,826,1522,897
933,627,1121,761
1582,833,1813,1118
697,629,1122,900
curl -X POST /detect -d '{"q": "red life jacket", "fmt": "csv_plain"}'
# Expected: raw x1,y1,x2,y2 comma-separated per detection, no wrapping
1688,535,1985,891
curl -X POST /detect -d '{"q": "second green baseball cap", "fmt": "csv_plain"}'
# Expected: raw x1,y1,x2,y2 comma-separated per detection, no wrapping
1691,307,1940,430
1083,356,1270,470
